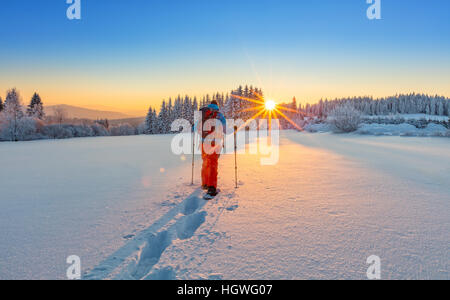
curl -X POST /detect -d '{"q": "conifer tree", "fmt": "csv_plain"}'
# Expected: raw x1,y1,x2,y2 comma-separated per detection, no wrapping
157,100,170,134
145,106,156,134
167,98,173,124
27,92,45,119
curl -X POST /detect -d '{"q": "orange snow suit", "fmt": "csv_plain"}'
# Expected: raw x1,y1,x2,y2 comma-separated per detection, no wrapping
199,104,226,189
201,145,220,189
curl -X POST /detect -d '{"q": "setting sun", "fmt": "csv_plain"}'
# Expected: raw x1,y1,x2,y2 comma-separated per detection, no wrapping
265,100,277,111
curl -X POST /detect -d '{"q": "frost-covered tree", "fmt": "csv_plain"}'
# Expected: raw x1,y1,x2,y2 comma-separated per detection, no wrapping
181,96,193,123
223,94,233,119
167,98,174,124
430,98,436,115
234,86,244,119
27,92,45,119
425,103,431,115
437,101,444,116
0,97,3,112
157,100,170,134
193,97,198,113
144,106,157,134
2,88,24,141
228,92,241,120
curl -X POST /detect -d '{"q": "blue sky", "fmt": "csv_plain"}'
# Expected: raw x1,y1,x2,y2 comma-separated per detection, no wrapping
0,0,449,114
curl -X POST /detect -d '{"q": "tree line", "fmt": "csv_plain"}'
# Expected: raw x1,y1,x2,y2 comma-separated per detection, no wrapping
143,86,450,134
296,94,450,119
1,86,449,141
143,86,264,134
0,88,136,141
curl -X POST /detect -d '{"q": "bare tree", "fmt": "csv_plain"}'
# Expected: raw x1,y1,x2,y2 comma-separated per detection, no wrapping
53,106,67,126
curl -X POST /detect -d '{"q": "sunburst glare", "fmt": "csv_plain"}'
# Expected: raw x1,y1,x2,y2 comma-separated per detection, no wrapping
235,91,304,132
265,100,276,111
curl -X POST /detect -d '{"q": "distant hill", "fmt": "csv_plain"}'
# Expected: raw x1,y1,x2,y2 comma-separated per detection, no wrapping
109,117,146,127
45,104,132,120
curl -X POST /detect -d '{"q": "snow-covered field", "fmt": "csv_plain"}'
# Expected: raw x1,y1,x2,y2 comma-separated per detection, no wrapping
0,133,449,280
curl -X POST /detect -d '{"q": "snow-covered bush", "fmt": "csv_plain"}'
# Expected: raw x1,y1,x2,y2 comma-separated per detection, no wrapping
423,123,448,137
137,122,147,135
41,124,105,139
328,104,362,133
110,123,135,136
16,118,44,141
41,124,74,139
0,116,45,141
67,124,94,138
91,123,109,136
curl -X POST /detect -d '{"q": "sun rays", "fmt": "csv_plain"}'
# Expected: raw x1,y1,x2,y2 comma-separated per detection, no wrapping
234,91,304,132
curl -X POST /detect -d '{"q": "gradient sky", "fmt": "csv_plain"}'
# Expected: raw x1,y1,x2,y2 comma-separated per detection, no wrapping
1,0,449,115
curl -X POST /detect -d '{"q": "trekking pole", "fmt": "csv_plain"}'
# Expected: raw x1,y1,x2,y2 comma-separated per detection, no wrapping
191,125,195,186
234,126,238,189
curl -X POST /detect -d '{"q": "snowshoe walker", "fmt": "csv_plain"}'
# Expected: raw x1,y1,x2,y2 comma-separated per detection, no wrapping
204,187,219,200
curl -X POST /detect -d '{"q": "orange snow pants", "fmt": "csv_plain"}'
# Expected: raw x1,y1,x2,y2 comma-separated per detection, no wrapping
201,144,220,189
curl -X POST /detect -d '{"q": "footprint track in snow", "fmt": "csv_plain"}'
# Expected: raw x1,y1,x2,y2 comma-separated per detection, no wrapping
84,189,204,279
129,193,208,279
154,191,237,280
182,194,204,215
132,231,172,279
85,188,235,280
176,211,208,240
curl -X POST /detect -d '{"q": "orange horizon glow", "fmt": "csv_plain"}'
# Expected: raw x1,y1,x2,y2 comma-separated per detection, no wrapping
2,58,450,117
1,82,450,117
